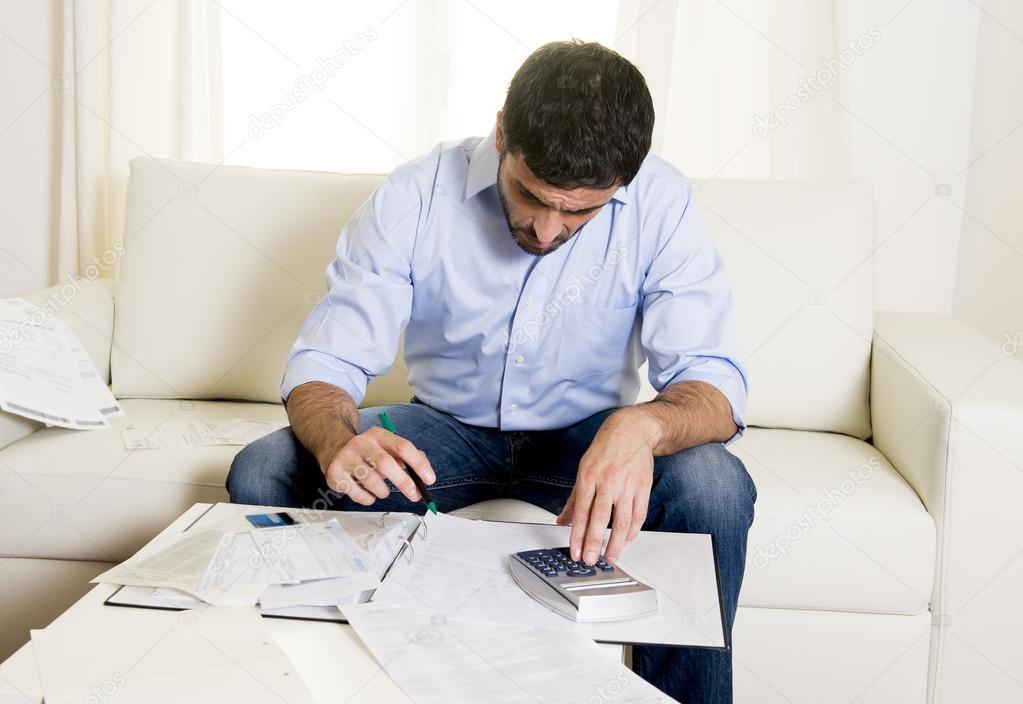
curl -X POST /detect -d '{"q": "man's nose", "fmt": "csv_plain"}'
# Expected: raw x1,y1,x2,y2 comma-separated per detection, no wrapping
533,210,565,243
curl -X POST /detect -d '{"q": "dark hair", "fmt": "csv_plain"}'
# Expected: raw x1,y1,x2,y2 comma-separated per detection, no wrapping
501,40,654,189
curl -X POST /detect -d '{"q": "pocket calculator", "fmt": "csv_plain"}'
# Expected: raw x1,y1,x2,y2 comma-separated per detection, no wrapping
509,547,658,622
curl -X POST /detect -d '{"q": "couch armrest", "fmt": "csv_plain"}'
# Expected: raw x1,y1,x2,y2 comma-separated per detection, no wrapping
871,312,1023,701
0,279,115,450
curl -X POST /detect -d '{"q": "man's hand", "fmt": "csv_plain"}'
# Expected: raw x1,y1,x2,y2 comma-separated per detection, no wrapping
556,381,740,564
556,409,657,565
318,426,435,505
284,382,436,507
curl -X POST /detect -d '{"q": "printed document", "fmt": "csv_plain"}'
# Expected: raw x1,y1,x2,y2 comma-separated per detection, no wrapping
94,519,373,606
345,603,678,703
0,298,111,429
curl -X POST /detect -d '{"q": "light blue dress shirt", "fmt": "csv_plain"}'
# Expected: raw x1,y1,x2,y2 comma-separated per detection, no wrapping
281,128,748,437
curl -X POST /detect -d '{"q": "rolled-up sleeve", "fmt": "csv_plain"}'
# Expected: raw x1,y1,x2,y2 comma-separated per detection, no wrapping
639,187,748,443
280,174,418,405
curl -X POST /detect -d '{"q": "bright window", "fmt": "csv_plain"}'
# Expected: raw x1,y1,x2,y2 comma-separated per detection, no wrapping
220,1,618,173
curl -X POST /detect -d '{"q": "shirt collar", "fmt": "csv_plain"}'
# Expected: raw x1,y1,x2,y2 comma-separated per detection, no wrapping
464,126,631,205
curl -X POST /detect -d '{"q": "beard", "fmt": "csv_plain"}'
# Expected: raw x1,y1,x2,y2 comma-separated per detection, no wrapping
496,154,571,257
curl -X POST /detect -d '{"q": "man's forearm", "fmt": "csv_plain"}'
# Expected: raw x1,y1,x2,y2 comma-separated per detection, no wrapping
613,380,738,456
285,381,361,469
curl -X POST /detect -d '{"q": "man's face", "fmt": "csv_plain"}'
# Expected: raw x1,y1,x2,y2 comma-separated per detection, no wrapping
495,142,620,257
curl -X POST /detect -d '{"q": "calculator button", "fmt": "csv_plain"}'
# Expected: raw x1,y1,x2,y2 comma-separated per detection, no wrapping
567,567,596,577
598,564,615,571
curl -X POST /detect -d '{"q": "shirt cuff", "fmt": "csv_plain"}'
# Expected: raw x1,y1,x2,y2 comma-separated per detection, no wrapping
664,360,748,445
280,350,370,406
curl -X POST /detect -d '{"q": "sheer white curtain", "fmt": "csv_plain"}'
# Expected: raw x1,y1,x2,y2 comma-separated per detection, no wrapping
54,0,223,279
616,0,846,180
50,0,844,276
39,0,974,314
214,0,844,180
216,0,619,173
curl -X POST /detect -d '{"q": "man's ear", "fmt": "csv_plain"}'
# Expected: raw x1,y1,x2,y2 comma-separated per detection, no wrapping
495,110,504,153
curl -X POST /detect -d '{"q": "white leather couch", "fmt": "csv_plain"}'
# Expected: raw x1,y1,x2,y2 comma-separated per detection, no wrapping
1,156,1020,703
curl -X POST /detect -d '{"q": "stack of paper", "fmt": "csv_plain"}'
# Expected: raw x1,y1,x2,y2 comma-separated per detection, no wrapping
120,416,288,449
343,511,717,703
0,297,122,429
95,517,380,608
370,512,726,648
344,603,679,703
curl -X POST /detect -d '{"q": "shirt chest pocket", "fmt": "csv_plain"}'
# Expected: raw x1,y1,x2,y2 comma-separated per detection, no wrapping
557,302,639,379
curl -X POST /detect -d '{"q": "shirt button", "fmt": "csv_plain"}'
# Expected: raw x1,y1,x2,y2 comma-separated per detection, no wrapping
526,298,535,308
510,404,519,413
514,355,524,365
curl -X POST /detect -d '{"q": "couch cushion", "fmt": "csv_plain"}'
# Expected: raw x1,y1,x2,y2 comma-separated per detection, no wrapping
694,180,875,438
114,159,874,437
113,158,384,403
734,427,935,615
0,399,282,562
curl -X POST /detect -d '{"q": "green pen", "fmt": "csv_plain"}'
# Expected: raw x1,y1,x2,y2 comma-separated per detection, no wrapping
378,412,437,515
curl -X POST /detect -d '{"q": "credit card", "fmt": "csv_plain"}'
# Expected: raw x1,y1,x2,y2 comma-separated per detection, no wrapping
244,511,297,528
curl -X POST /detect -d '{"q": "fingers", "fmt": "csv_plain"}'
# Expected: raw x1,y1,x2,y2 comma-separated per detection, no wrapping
567,472,651,565
374,429,435,485
556,491,576,526
626,488,649,544
323,427,433,504
607,482,650,563
366,448,421,502
568,481,595,562
324,464,376,505
581,491,614,564
603,503,632,565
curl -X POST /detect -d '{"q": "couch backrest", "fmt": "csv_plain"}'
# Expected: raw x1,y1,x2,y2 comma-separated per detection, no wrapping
114,158,874,438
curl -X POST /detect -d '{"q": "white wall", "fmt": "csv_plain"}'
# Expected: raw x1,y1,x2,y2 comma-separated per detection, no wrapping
953,0,1023,353
841,0,980,313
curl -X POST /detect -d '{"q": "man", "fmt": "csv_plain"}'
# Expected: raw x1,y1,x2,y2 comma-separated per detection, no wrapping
228,40,755,703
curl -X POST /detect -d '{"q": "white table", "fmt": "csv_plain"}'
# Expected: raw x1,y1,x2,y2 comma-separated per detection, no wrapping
0,503,624,703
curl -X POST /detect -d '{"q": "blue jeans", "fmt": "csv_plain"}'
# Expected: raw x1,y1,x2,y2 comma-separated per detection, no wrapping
227,400,756,704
